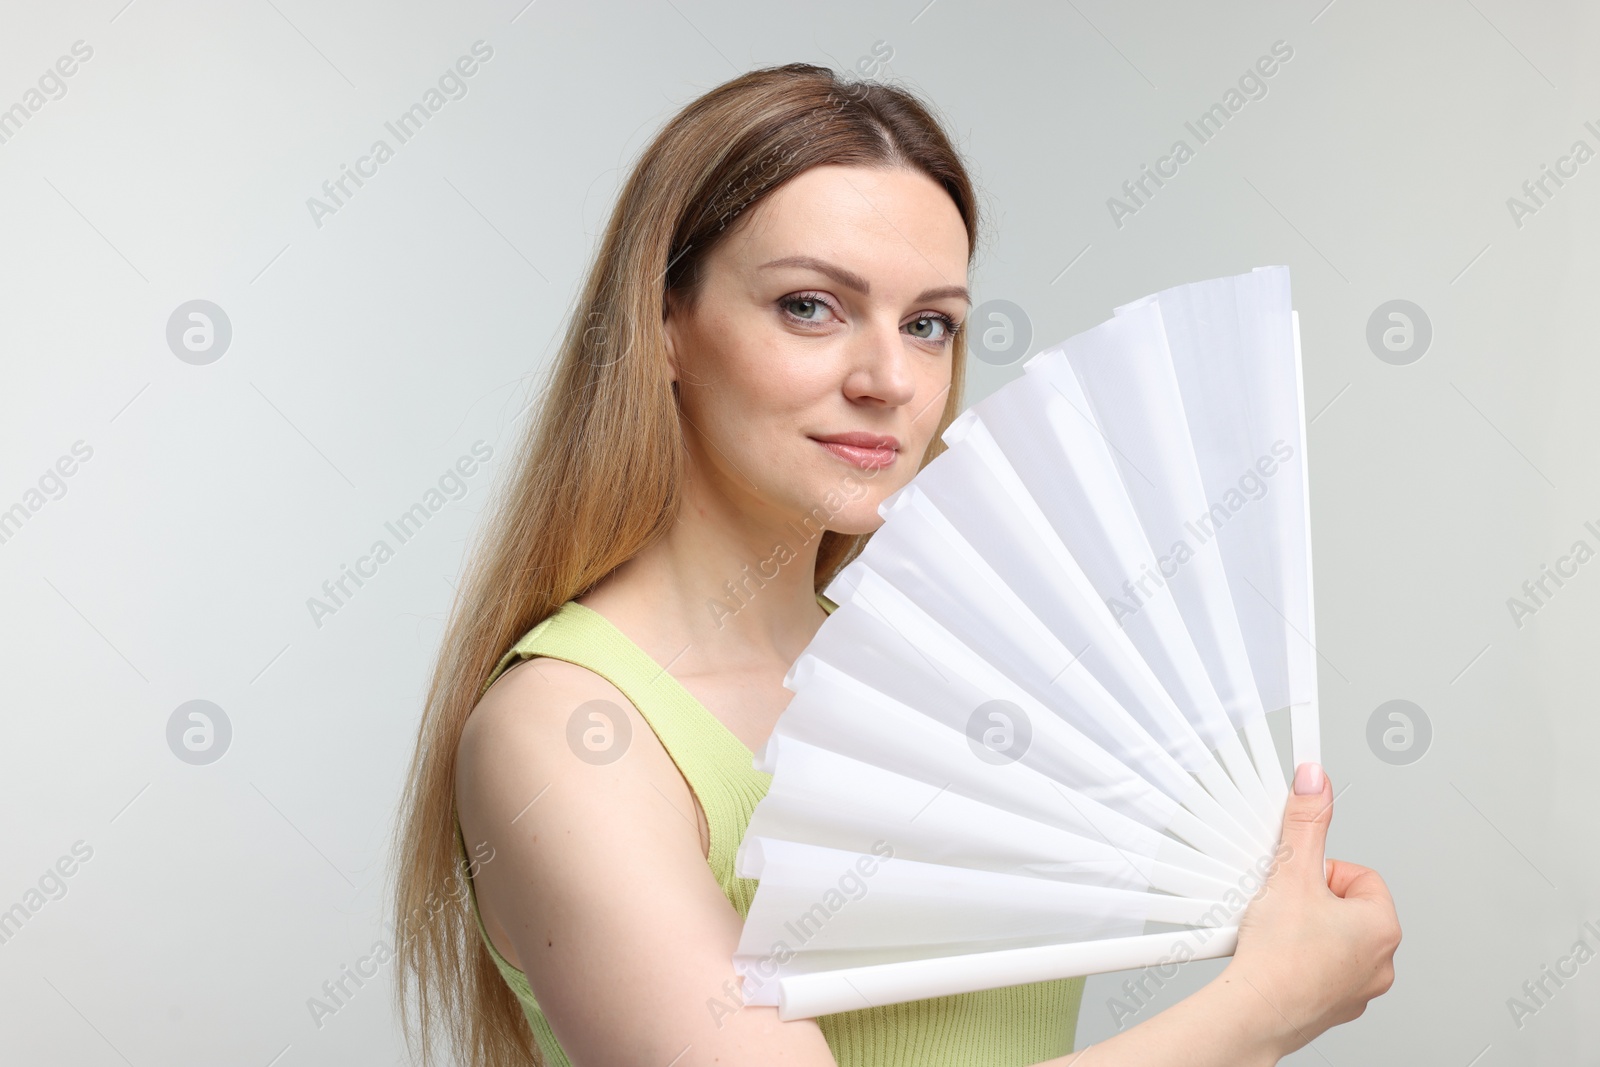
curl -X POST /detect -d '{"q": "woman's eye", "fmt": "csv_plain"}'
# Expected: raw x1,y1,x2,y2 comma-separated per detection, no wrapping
906,315,957,343
780,294,834,322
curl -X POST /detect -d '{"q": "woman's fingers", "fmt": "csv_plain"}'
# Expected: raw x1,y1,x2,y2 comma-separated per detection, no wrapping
1325,859,1393,906
1276,762,1334,892
1324,857,1404,988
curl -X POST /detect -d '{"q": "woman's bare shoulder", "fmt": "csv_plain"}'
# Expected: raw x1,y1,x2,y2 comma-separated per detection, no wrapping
456,653,673,819
454,651,692,954
451,653,836,1064
464,654,616,737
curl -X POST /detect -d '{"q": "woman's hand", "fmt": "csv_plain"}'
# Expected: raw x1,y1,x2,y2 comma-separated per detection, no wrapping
1046,763,1398,1067
1222,762,1402,1057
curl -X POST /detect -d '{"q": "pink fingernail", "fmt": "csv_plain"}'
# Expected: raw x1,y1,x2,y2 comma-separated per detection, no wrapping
1293,762,1324,795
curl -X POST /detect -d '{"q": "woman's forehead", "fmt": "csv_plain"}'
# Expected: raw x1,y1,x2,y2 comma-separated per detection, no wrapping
719,165,969,294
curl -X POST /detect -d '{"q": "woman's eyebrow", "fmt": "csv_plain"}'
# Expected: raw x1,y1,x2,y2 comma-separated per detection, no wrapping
758,254,970,306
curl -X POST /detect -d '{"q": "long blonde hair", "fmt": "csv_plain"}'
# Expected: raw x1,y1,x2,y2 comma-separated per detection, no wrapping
390,61,981,1067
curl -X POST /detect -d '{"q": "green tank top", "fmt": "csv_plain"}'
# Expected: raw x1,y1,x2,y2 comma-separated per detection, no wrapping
457,593,1084,1066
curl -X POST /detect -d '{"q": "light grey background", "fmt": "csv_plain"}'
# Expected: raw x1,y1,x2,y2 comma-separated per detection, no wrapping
2,0,1596,1063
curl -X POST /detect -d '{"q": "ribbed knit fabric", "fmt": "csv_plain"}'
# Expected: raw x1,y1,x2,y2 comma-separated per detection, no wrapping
457,593,1085,1066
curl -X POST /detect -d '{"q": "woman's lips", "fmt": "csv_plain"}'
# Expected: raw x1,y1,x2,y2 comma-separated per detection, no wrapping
811,438,898,469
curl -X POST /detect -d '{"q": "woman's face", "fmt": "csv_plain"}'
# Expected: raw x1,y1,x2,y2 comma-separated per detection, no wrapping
664,163,970,536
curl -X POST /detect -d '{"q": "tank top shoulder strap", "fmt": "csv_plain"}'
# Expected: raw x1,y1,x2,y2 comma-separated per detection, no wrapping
482,591,839,738
479,592,837,907
484,599,753,792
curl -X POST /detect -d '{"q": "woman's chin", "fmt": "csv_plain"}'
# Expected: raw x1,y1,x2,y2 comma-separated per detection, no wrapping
787,467,906,534
813,503,889,537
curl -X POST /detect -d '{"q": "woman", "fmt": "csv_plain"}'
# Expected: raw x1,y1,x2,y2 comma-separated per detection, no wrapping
391,62,1400,1067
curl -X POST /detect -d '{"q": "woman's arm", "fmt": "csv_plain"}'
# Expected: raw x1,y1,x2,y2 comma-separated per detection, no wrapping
461,660,1396,1067
1045,764,1402,1065
456,656,840,1067
1052,968,1291,1066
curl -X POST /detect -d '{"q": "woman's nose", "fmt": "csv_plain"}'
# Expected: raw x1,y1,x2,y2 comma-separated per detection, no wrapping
842,319,917,406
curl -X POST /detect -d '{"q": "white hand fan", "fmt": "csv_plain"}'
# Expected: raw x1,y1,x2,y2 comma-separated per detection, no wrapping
734,265,1319,1020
